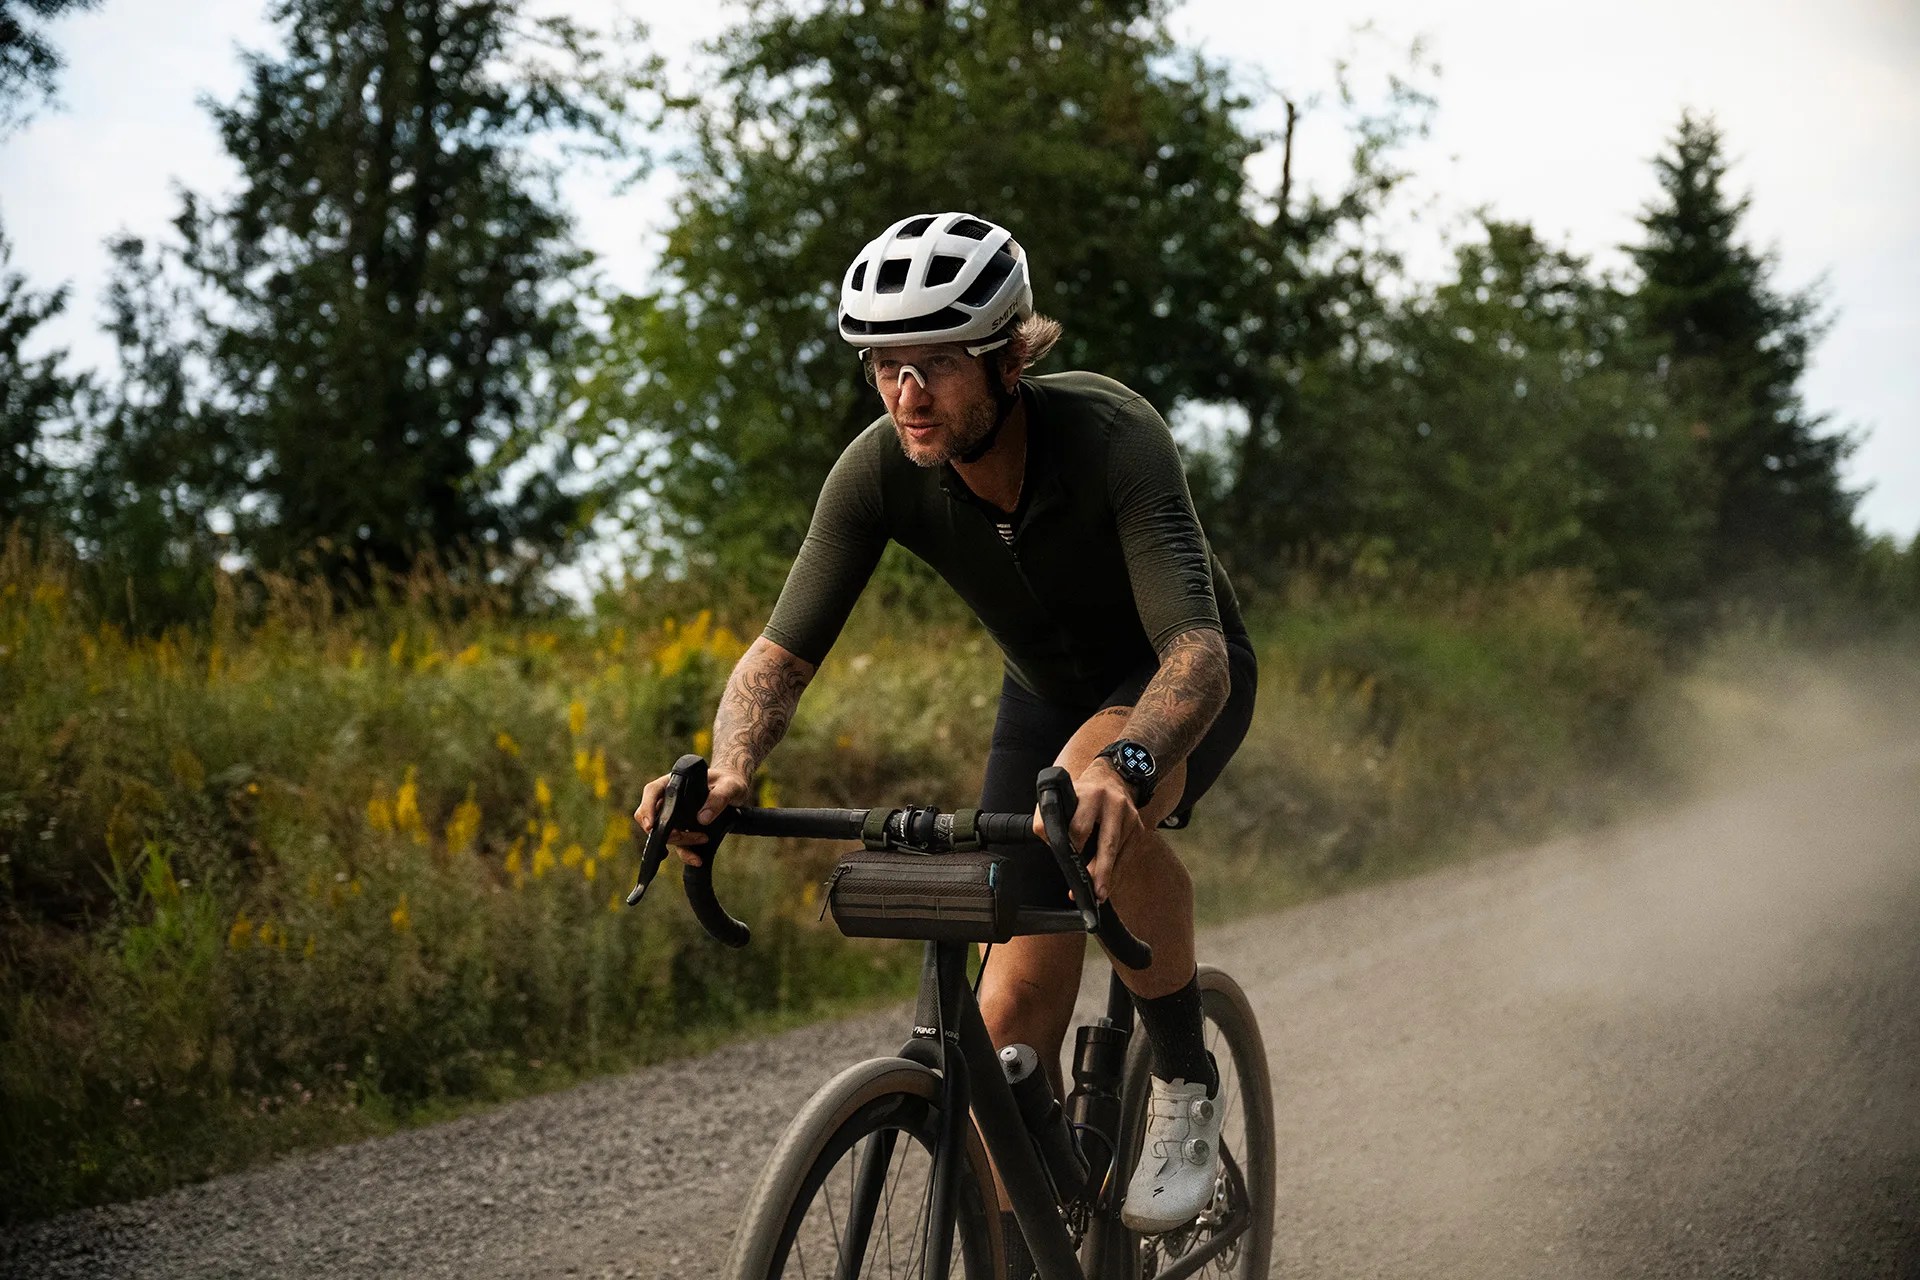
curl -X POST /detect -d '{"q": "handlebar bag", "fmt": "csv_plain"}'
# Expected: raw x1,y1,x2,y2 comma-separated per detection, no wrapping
825,850,1017,943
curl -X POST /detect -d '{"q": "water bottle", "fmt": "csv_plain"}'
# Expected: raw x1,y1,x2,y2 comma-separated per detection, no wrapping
998,1043,1089,1200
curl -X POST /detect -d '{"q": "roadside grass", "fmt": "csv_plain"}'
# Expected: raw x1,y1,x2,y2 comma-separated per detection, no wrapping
3,542,1684,1223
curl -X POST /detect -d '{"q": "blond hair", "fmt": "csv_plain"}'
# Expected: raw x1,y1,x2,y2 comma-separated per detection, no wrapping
1001,312,1063,377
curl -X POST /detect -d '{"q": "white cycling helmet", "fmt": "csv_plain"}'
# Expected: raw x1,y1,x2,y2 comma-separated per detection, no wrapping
838,211,1033,348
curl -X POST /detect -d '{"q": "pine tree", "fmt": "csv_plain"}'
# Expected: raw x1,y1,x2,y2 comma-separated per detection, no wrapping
0,220,83,528
1629,112,1859,590
175,0,622,582
67,235,232,627
1349,219,1708,605
0,0,101,132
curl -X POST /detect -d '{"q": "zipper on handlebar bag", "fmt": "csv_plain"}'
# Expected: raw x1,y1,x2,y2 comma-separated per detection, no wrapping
825,849,1016,943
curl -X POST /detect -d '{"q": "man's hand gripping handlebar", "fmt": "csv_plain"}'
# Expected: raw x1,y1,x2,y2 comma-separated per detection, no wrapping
626,756,1152,970
626,755,749,947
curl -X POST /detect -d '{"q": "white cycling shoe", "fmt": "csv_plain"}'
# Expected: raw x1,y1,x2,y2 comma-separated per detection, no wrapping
1119,1073,1224,1234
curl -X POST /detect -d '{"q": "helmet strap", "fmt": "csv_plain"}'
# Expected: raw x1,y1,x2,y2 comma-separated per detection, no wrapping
957,372,1022,465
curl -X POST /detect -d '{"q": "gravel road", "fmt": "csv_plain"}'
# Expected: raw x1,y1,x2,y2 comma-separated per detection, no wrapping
5,744,1917,1279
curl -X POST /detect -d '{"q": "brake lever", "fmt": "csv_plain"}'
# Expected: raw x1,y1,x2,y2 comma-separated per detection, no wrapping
1036,766,1101,932
1035,765,1153,971
627,754,706,907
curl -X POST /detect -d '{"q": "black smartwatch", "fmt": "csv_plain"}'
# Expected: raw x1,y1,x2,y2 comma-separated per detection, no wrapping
1095,738,1158,807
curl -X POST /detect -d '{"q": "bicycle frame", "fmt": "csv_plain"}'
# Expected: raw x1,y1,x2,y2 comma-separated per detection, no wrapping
892,937,1135,1280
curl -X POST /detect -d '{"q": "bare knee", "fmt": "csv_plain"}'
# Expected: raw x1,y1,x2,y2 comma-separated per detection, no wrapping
1111,827,1190,904
979,972,1067,1047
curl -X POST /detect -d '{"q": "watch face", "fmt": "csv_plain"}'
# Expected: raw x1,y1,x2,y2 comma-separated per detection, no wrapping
1117,741,1155,778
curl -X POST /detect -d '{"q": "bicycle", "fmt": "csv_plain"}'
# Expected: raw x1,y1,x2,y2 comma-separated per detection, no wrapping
630,754,1276,1279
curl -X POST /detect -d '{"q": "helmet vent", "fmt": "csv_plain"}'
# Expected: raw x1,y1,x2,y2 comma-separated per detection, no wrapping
876,258,911,294
949,218,993,240
841,305,972,337
957,251,1016,307
898,216,936,238
850,262,867,291
925,254,965,287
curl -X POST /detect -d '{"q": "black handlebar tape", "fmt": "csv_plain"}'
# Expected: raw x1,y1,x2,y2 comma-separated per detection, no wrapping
977,811,1044,846
1033,766,1154,972
681,809,748,948
730,807,871,841
1094,901,1152,971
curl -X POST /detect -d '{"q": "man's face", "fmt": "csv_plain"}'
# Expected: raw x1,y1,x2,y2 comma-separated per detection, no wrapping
865,343,1001,468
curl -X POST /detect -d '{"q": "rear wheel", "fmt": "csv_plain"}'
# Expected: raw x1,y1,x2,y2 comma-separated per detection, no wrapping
1090,965,1276,1279
726,1057,1004,1280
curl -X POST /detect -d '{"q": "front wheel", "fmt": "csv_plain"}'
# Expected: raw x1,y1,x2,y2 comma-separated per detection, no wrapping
1089,965,1276,1280
726,1056,1004,1280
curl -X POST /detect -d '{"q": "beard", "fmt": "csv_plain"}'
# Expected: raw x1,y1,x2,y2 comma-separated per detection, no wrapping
893,390,1000,469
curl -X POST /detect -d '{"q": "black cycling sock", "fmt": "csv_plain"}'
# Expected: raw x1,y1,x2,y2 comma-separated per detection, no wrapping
1002,1210,1036,1280
1134,973,1218,1095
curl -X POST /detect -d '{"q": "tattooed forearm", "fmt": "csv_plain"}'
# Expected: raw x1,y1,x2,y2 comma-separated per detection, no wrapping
1123,628,1230,767
710,637,817,777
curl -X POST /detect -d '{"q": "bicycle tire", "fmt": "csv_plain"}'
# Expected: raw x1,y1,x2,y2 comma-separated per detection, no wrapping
1086,965,1276,1280
726,1056,1005,1280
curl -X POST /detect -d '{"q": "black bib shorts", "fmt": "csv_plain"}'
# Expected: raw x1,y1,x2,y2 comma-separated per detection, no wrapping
979,631,1258,908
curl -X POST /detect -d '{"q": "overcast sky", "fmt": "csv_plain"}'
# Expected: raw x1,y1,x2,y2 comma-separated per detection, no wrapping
5,0,1916,540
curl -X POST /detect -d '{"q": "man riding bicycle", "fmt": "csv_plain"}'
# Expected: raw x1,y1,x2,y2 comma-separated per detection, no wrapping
636,211,1258,1265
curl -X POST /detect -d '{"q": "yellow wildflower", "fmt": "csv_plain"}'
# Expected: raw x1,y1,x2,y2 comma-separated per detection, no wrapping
366,789,395,833
394,767,427,845
597,814,628,864
228,911,254,950
348,643,366,670
454,643,484,667
444,792,482,855
693,728,712,757
303,935,317,958
530,822,559,878
835,733,854,751
256,919,275,947
495,730,521,757
573,748,591,783
206,643,224,683
561,843,584,870
505,838,525,884
389,895,411,933
710,624,744,663
590,748,609,801
568,697,587,738
534,776,552,812
389,632,407,666
583,858,597,883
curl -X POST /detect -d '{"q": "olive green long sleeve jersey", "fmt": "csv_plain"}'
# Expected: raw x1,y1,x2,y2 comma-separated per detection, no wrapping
763,371,1244,707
